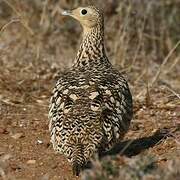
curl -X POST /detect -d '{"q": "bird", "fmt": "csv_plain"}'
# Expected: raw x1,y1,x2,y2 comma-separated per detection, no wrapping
49,5,133,176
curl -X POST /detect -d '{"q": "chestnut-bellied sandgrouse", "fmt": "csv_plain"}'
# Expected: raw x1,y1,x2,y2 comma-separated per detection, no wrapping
49,6,133,176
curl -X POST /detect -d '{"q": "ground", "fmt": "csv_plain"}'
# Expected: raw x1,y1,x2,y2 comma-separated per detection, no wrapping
0,1,179,180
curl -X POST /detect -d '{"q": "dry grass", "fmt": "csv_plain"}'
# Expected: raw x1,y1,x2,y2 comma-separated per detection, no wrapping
0,0,179,179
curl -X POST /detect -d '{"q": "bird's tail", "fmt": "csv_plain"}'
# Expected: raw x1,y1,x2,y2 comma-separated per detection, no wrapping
72,143,85,176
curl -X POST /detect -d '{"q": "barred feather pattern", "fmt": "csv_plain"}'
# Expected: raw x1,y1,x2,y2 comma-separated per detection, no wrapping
49,6,133,176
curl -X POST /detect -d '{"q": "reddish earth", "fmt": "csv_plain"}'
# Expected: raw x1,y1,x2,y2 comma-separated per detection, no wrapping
0,78,179,179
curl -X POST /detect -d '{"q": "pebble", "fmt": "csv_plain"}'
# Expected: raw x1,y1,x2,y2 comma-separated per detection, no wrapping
0,128,5,134
37,140,43,144
0,127,7,134
27,160,36,164
8,145,14,149
1,154,12,162
19,124,23,127
10,163,21,171
11,133,24,139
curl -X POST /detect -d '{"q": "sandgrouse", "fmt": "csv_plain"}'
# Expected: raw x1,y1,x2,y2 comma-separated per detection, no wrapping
49,6,133,176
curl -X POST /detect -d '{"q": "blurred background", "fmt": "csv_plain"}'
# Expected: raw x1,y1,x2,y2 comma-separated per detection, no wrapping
0,0,179,179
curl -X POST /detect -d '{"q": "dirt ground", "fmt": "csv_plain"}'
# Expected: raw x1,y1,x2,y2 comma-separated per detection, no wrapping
0,67,179,180
0,1,180,180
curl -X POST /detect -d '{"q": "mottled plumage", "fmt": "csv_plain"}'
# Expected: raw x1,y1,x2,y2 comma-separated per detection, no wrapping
49,6,133,176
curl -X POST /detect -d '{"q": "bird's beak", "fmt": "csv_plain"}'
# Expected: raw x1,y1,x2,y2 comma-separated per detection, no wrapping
61,10,72,16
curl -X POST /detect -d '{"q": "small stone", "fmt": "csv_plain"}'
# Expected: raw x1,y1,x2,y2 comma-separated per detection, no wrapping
152,129,158,134
0,151,4,156
0,127,8,134
8,145,14,149
0,127,5,134
10,163,21,171
1,154,12,162
11,133,24,139
51,163,58,169
27,160,36,164
37,140,43,144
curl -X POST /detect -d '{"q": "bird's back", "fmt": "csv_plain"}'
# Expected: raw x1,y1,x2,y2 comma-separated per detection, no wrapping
49,64,133,170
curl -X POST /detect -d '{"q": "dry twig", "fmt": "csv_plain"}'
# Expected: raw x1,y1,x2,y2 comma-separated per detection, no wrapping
2,0,34,35
136,40,180,100
0,18,20,34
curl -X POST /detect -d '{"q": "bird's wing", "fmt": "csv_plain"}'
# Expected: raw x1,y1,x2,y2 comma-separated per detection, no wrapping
98,72,133,150
48,73,73,132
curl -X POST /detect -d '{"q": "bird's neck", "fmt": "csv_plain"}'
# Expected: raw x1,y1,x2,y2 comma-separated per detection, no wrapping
73,24,109,67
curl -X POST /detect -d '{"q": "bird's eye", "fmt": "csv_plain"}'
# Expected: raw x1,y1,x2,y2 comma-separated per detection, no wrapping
81,9,87,15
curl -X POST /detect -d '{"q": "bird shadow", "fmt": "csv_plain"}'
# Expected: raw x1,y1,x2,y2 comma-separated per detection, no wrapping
101,128,171,158
83,128,173,170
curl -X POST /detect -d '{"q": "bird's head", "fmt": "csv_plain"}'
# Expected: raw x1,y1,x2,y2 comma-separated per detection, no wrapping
62,6,104,32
